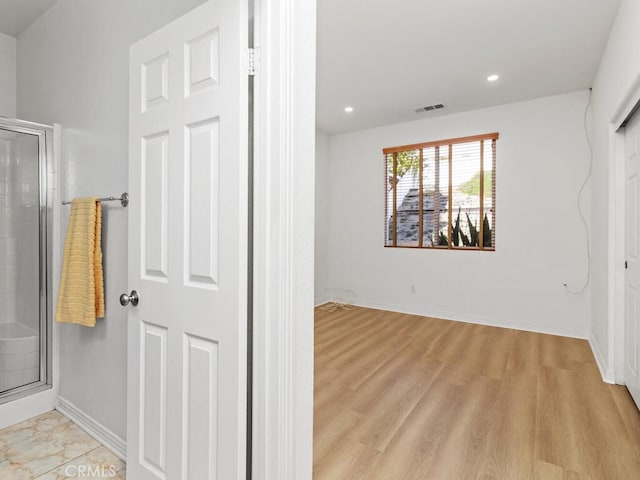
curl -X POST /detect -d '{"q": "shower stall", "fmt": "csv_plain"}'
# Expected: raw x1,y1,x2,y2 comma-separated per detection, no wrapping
0,118,52,403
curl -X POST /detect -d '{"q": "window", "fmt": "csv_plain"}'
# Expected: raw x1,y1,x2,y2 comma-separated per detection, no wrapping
384,133,498,250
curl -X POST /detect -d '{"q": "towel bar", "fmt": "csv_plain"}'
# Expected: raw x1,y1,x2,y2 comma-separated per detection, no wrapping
62,192,129,207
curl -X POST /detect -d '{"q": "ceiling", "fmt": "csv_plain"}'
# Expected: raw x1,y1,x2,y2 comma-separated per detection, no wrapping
317,0,622,134
0,1,623,133
0,0,57,38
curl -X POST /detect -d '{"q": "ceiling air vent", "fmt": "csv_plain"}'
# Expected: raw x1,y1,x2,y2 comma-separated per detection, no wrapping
414,104,445,113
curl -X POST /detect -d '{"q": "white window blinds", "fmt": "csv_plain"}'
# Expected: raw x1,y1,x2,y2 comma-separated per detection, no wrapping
384,133,498,250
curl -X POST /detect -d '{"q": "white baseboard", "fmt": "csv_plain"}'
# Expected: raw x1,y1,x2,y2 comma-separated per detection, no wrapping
588,332,615,384
55,396,126,461
350,299,589,340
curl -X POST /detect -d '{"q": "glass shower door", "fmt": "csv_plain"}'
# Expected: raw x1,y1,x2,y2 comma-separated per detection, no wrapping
0,121,51,398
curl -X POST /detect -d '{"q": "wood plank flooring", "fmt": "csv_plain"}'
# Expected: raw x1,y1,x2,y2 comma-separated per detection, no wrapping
313,306,640,480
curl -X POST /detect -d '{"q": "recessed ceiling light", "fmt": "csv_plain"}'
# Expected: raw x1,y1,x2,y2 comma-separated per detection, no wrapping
487,74,500,82
344,106,354,113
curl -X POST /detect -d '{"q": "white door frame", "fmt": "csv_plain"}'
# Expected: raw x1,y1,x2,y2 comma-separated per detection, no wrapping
610,75,640,384
252,0,316,479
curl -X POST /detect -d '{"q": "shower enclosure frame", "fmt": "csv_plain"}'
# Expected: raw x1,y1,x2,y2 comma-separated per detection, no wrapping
0,117,53,404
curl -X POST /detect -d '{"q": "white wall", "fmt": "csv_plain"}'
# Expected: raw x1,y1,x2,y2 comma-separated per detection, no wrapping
589,0,640,381
17,0,205,441
322,91,592,338
0,32,16,117
315,131,330,304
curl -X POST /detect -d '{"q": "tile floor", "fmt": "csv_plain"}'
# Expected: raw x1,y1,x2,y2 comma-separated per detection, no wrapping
0,411,125,479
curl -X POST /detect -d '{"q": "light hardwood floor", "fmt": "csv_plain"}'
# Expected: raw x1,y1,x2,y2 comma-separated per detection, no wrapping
313,306,640,480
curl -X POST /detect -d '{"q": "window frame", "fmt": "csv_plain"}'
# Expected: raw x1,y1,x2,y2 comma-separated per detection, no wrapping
383,132,499,251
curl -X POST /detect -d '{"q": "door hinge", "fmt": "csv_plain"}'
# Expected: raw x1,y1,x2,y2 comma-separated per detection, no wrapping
625,260,628,270
248,48,258,76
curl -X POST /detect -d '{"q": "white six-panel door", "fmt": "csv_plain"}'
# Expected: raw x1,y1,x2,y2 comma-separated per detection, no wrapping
625,111,640,410
127,1,248,479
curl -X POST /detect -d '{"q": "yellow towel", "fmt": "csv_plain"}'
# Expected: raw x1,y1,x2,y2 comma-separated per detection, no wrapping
55,197,105,327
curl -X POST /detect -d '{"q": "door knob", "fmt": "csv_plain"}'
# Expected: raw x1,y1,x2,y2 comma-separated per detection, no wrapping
120,290,139,307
